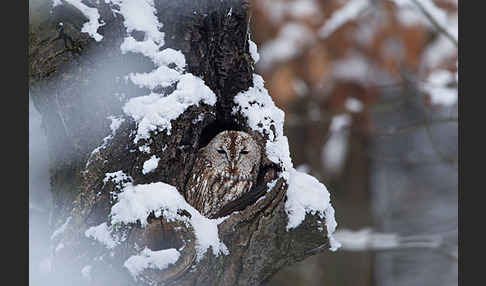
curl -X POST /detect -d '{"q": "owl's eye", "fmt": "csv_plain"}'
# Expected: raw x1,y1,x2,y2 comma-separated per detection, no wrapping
217,149,226,154
240,150,249,154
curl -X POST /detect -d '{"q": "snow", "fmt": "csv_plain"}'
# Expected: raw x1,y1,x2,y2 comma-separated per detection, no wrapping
85,222,119,249
120,38,186,69
87,125,119,167
190,215,229,260
128,66,181,90
258,23,314,69
329,114,352,132
332,56,371,83
411,0,452,36
345,98,364,112
296,164,310,174
120,36,160,60
392,0,458,45
108,115,125,134
285,168,340,251
293,79,308,97
153,49,186,70
123,74,216,142
60,0,105,41
421,69,457,106
139,144,151,153
39,256,53,274
234,74,285,142
333,228,398,250
110,182,180,226
266,136,293,171
52,0,62,7
142,155,160,174
322,114,352,175
260,0,322,23
394,3,429,27
110,182,228,260
421,35,456,70
51,216,71,240
55,243,64,253
322,131,349,175
333,228,444,251
90,135,112,156
285,169,330,229
287,0,322,19
117,0,164,45
324,205,340,251
124,248,180,280
81,265,92,280
248,39,260,63
103,170,132,187
233,74,293,174
319,0,369,39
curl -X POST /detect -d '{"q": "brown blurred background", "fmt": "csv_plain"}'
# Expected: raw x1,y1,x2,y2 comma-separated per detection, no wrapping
248,1,457,285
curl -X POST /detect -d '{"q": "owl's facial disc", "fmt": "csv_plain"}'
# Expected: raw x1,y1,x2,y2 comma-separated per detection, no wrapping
204,130,261,179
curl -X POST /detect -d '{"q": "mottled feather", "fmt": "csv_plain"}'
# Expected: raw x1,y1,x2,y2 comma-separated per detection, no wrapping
185,131,261,218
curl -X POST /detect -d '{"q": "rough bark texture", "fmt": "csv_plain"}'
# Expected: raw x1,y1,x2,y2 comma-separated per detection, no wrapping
29,1,333,285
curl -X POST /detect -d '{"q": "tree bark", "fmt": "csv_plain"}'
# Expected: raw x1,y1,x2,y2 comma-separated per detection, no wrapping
29,1,334,285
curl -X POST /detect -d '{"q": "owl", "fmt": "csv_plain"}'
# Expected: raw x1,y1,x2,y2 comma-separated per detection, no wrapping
185,130,261,218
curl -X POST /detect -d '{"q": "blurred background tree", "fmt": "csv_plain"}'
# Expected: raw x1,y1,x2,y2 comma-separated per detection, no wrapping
248,0,457,285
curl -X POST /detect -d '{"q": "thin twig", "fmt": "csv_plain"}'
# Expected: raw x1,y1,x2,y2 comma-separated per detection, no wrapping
372,117,458,136
409,0,458,47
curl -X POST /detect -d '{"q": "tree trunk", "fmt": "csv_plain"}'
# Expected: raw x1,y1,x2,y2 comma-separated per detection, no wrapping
29,1,336,285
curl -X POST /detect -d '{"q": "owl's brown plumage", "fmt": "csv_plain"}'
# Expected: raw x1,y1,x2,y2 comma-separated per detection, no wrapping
185,130,261,218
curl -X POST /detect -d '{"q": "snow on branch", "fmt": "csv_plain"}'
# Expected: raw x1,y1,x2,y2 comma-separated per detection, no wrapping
334,228,458,260
258,23,315,70
53,0,105,41
124,248,181,281
322,114,352,176
259,0,323,24
85,222,120,249
110,182,229,261
391,0,457,46
319,0,370,39
409,0,457,46
97,0,217,143
285,169,341,251
123,74,216,142
233,49,340,251
420,69,457,106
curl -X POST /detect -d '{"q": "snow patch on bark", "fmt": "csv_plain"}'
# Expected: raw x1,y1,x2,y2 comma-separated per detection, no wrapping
111,182,229,260
285,169,341,251
85,222,119,249
106,0,216,143
233,72,340,251
124,248,180,280
55,0,105,41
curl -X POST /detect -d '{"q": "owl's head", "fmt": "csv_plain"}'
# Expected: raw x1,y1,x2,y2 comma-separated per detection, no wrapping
203,130,261,179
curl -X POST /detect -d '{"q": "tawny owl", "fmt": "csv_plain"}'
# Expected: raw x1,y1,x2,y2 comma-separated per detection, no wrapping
185,130,261,218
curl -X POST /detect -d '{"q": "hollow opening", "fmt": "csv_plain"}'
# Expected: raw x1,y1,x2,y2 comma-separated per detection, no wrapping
197,120,242,149
145,216,185,251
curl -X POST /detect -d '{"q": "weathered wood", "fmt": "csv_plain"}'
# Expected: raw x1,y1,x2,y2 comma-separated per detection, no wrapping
29,1,333,285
